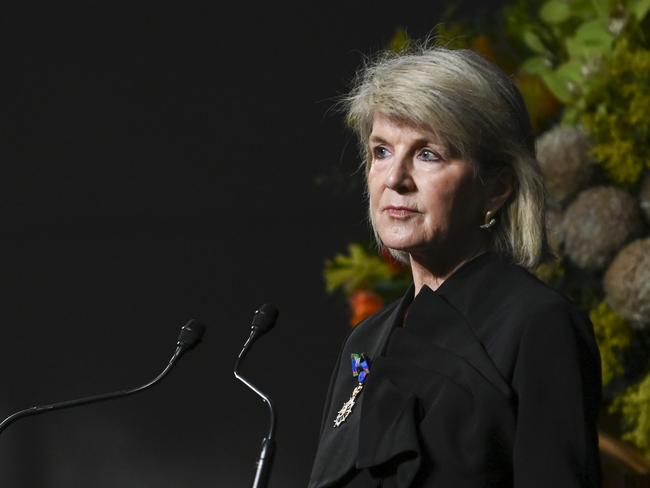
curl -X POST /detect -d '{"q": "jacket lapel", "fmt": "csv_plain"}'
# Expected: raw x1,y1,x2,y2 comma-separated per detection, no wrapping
406,285,513,399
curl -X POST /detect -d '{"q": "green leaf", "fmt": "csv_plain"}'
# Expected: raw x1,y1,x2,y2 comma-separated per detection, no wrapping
540,71,573,103
628,0,650,20
323,244,394,294
563,20,614,63
555,61,585,94
565,36,585,59
388,26,410,53
555,60,585,85
523,30,548,54
574,19,614,52
539,0,571,24
590,0,613,19
521,56,552,76
571,0,599,20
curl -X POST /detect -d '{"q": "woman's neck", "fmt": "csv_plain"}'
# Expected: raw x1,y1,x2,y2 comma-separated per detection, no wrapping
409,245,488,296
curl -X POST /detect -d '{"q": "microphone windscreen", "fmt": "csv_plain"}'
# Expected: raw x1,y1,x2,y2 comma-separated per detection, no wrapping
251,303,279,335
177,319,206,351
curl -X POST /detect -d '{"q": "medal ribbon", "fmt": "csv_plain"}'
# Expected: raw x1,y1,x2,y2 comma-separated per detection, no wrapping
351,353,370,384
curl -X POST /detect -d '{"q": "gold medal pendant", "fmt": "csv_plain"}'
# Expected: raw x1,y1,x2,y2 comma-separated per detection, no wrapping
333,383,364,428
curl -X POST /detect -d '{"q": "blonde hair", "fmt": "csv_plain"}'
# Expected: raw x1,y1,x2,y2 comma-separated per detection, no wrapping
341,45,551,269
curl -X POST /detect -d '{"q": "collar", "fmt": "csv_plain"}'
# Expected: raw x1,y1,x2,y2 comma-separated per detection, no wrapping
365,250,513,396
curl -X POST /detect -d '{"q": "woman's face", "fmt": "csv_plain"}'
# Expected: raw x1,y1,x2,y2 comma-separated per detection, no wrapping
367,112,488,260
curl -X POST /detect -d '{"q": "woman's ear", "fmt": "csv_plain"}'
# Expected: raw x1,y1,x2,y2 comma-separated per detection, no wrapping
486,167,515,214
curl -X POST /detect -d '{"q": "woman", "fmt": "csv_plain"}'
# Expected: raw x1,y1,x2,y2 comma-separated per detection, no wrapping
308,46,602,487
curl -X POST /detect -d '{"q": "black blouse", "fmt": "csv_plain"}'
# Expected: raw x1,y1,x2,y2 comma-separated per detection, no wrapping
308,251,602,487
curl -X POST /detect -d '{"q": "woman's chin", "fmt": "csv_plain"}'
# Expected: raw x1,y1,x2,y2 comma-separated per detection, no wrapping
382,240,420,254
383,240,443,260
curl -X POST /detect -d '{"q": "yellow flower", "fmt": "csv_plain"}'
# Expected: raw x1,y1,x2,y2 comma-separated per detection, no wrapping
590,300,632,386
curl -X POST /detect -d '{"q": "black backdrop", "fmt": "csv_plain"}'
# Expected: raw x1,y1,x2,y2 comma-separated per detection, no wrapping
0,2,499,486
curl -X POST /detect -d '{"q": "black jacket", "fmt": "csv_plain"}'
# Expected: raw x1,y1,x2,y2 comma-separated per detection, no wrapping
308,251,602,487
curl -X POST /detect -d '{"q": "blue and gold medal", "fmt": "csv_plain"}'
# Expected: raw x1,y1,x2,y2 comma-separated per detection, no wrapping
333,353,370,428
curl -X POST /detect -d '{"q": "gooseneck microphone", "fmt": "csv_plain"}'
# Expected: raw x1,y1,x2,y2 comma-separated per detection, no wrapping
234,303,279,488
0,319,206,436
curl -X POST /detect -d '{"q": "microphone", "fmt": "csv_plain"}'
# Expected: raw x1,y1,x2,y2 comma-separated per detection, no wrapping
234,303,279,488
250,303,279,336
0,319,206,436
177,319,207,353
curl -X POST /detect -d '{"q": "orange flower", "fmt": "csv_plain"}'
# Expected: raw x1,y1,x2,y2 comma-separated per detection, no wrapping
470,35,517,77
471,35,498,64
349,289,384,327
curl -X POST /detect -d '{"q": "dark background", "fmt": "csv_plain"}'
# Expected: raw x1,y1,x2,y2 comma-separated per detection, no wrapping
0,2,498,486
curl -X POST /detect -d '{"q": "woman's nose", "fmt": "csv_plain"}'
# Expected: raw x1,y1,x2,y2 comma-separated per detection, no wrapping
385,154,415,193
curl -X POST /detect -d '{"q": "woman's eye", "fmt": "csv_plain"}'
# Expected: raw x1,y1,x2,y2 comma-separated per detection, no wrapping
419,149,441,161
372,146,390,159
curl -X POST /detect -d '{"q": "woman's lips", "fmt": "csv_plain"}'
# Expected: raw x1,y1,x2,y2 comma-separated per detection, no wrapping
384,206,419,218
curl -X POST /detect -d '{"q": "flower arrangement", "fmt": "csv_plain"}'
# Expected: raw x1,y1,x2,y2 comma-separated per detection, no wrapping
324,244,410,325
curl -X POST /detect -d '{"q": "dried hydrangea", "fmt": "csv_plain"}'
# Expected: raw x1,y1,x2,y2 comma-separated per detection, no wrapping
536,125,593,206
562,186,643,270
545,205,565,254
603,238,650,328
639,172,650,224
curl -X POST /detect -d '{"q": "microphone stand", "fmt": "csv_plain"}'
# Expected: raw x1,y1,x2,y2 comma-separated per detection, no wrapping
0,348,182,435
0,319,205,436
234,329,276,488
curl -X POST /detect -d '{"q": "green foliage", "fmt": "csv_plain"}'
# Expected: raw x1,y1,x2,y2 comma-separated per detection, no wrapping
533,257,566,288
323,244,395,295
509,0,650,184
610,372,650,459
571,40,650,185
628,0,650,21
590,300,633,386
434,22,471,49
517,3,617,103
388,27,410,53
503,0,549,57
540,0,571,24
